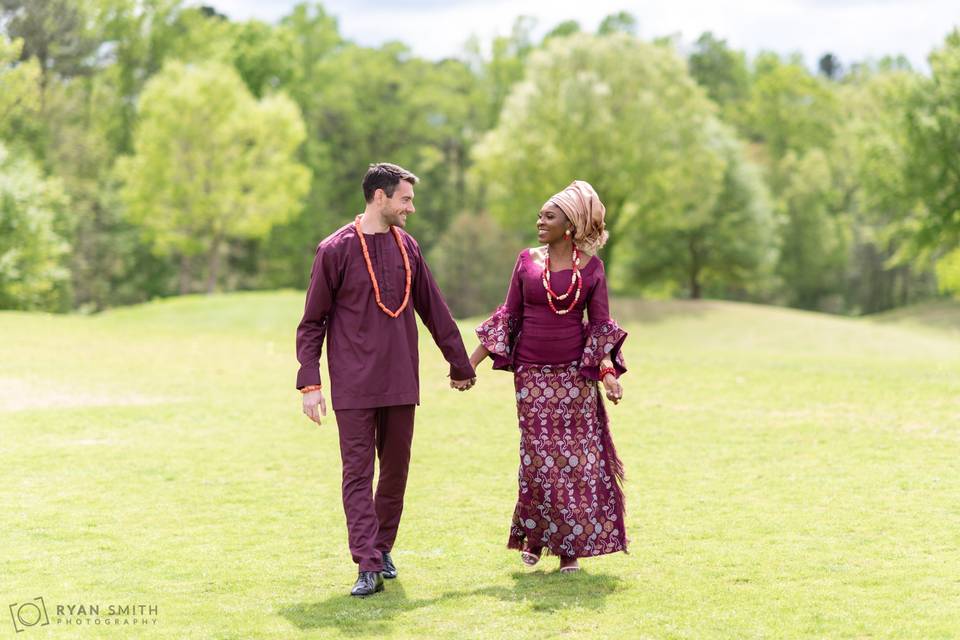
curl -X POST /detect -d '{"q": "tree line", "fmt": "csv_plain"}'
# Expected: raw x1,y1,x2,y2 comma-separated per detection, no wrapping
1,1,958,317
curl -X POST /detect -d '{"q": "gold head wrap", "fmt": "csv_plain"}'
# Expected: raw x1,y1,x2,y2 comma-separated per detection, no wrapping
545,180,608,255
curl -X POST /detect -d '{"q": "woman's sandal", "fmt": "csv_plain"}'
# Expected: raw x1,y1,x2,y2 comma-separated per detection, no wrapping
521,544,542,566
559,556,580,573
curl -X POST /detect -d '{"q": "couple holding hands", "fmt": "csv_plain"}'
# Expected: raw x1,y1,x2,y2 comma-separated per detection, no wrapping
296,163,628,597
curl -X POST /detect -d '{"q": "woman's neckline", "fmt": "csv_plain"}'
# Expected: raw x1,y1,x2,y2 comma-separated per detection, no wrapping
527,246,596,273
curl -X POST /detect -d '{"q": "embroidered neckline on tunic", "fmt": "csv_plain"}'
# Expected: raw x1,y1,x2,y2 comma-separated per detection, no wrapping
354,215,412,318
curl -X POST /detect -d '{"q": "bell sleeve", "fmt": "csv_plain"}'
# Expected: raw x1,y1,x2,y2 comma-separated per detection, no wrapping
475,251,524,371
580,260,627,381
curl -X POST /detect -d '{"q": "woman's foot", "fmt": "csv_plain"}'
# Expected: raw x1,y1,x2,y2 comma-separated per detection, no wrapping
521,543,542,566
559,556,580,573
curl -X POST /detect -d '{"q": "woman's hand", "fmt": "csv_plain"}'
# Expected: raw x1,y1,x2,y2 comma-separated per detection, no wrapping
602,374,622,404
450,377,476,391
469,344,490,371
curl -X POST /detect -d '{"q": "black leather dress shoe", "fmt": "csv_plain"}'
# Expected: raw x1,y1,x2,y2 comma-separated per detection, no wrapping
381,552,397,579
350,571,384,597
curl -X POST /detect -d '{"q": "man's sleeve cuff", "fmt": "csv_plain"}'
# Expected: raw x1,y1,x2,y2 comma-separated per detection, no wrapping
449,363,476,381
296,366,322,390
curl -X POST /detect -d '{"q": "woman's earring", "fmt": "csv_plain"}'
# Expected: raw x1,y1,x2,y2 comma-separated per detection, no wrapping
565,229,571,237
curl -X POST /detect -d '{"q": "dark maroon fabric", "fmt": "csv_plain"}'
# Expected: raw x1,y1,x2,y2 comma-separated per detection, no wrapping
296,222,474,410
476,248,629,559
335,405,415,572
507,363,626,558
476,249,627,380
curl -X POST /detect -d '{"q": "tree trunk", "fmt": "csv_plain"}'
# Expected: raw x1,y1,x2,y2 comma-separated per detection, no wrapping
599,198,625,273
178,253,192,295
688,237,702,299
899,265,910,307
600,232,616,272
206,233,224,294
690,272,702,299
454,140,466,212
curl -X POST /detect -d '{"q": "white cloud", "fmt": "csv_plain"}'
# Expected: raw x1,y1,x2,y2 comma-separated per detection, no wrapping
201,0,960,69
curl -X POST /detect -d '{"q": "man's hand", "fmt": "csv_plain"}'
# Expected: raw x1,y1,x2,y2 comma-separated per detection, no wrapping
302,389,327,424
602,374,623,405
450,377,476,391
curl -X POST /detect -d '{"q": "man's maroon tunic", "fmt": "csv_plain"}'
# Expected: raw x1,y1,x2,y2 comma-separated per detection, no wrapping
296,222,474,406
296,221,474,572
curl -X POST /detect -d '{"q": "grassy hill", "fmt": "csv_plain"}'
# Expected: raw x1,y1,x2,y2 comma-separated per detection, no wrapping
2,293,959,638
870,299,960,334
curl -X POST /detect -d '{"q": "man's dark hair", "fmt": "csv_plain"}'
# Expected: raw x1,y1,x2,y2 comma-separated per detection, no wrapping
362,163,419,203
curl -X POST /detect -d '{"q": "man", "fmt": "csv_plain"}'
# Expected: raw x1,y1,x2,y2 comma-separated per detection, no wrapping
296,162,476,597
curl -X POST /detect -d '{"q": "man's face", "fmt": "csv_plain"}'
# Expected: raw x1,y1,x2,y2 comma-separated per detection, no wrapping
379,180,415,228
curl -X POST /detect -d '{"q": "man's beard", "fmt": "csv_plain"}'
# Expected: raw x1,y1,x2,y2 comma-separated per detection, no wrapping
383,205,406,227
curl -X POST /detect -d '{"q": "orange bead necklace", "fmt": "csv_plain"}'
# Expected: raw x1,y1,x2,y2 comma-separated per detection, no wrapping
355,215,412,318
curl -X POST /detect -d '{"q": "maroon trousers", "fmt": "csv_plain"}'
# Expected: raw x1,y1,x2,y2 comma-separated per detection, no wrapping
334,405,415,572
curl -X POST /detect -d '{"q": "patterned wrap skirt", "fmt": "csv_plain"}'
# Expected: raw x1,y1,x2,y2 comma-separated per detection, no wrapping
507,361,627,558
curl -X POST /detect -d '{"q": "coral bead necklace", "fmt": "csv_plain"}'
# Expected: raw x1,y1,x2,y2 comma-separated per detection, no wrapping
541,243,582,315
355,215,412,318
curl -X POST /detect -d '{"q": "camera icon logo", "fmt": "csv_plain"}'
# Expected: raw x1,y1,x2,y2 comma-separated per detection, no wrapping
9,597,49,633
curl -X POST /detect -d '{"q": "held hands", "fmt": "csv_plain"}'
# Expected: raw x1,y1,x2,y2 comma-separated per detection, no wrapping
450,377,476,391
452,351,481,391
302,388,327,425
602,373,623,405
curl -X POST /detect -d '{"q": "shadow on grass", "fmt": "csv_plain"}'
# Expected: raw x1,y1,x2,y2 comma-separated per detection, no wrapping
279,570,625,635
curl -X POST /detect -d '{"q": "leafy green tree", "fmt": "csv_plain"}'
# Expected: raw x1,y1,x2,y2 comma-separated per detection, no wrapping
92,0,211,155
465,16,536,130
935,247,960,295
428,211,522,317
687,32,750,117
543,20,580,42
1,0,101,159
259,39,484,288
906,29,960,260
597,11,637,36
12,0,202,309
280,1,343,70
0,34,41,138
44,75,176,310
836,68,934,312
818,53,842,80
775,149,849,310
231,19,297,98
740,53,846,310
117,61,309,293
623,123,777,299
246,5,342,288
744,52,839,169
0,0,98,94
473,32,744,289
0,143,70,310
160,3,234,63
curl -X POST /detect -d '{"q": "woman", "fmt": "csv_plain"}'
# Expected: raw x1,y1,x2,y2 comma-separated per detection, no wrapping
470,180,628,573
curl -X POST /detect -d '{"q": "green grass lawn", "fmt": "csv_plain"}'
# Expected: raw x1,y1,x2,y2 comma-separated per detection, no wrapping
2,292,960,639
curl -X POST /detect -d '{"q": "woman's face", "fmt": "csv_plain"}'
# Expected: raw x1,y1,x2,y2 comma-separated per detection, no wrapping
537,203,573,244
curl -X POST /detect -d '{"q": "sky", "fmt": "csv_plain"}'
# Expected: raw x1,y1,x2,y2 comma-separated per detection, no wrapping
202,0,960,70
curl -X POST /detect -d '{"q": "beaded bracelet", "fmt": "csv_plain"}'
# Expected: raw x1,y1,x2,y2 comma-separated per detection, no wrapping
300,384,323,394
599,366,618,380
